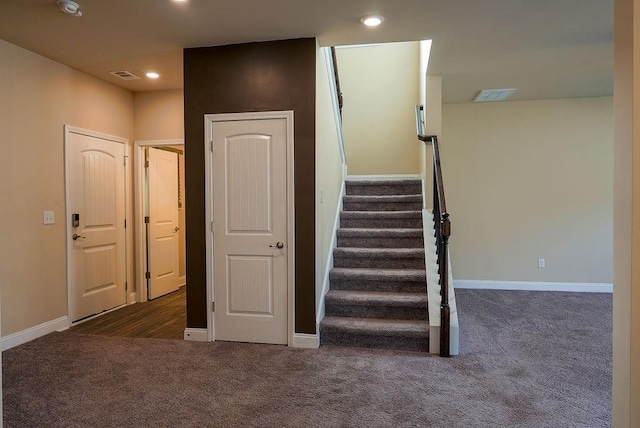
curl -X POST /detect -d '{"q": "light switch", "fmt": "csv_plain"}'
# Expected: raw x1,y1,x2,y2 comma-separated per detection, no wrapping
43,211,55,225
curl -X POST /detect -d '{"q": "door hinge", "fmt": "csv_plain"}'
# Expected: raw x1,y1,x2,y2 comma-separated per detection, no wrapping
124,219,127,228
144,216,150,224
211,221,214,232
144,160,149,168
125,281,128,291
145,272,151,279
212,302,215,312
124,155,129,166
210,140,214,152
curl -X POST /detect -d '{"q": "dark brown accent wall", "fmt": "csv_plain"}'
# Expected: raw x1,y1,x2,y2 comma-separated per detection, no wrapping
184,38,317,334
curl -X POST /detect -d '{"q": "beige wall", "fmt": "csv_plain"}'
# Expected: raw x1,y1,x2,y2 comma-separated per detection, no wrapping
0,39,134,336
442,97,613,284
315,45,345,310
337,42,420,175
613,0,640,424
133,90,184,141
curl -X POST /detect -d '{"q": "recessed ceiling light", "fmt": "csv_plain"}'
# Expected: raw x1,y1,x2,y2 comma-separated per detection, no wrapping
361,15,384,27
146,72,160,79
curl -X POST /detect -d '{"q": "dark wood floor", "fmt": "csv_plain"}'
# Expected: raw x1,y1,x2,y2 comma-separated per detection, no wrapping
70,286,186,339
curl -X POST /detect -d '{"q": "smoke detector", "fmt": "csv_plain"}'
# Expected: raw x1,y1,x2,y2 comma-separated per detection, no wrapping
57,0,82,17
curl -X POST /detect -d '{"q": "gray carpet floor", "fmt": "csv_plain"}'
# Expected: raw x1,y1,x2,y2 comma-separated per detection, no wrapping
2,289,611,427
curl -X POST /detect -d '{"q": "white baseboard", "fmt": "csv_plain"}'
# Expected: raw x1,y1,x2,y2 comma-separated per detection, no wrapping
179,276,186,287
292,333,319,349
2,316,69,351
129,292,137,304
183,328,208,342
454,280,613,293
346,174,421,181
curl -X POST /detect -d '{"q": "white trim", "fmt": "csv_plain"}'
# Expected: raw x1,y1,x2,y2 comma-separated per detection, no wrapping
204,111,295,346
179,275,186,287
346,174,421,181
2,316,69,351
454,280,613,293
316,181,345,327
183,328,208,342
64,125,130,323
292,333,319,349
133,139,184,304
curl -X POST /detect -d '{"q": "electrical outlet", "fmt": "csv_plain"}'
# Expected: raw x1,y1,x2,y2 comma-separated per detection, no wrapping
538,258,545,268
43,211,55,225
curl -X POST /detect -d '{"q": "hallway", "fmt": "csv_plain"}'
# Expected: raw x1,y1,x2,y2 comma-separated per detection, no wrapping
69,287,186,340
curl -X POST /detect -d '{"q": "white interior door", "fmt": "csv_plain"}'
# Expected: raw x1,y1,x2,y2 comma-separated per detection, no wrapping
213,118,288,345
147,147,180,299
67,130,127,322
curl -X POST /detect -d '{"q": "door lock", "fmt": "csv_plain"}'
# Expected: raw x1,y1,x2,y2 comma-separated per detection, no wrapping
72,234,86,241
269,241,284,249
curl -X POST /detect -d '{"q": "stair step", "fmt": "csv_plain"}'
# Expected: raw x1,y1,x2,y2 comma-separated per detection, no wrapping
320,316,429,352
340,211,422,229
333,247,425,269
330,267,426,293
346,179,422,196
325,290,428,320
343,194,423,212
337,228,424,248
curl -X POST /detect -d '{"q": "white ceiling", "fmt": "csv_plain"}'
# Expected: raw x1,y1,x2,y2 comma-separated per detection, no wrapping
0,0,613,103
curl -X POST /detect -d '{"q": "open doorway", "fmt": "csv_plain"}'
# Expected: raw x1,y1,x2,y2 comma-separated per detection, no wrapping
70,139,186,339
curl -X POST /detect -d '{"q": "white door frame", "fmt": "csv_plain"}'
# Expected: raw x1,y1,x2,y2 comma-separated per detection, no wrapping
64,125,132,323
204,111,295,345
133,139,184,303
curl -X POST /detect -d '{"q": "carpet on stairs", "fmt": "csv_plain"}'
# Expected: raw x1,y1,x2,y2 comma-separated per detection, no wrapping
320,179,429,352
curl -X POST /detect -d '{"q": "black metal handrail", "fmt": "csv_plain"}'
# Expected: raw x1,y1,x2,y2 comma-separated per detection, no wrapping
416,105,451,358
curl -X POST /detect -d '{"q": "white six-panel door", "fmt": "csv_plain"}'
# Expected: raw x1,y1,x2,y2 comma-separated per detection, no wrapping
212,117,289,345
67,128,127,322
147,147,180,299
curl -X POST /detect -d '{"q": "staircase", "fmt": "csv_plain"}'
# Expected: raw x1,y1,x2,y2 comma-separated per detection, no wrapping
320,179,430,352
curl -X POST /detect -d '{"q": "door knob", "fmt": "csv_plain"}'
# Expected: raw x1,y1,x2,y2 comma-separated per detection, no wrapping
269,241,284,249
72,234,86,241
174,227,180,233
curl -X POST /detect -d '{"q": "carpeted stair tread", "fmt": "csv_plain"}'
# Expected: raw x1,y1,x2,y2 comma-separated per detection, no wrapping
343,195,422,203
330,267,426,282
321,316,429,338
326,290,427,307
346,179,422,186
337,228,425,249
343,194,423,211
340,210,422,219
333,247,425,259
337,228,423,238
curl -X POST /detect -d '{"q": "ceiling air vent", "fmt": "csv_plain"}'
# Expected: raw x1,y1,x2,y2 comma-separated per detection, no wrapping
109,70,141,81
474,88,516,102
